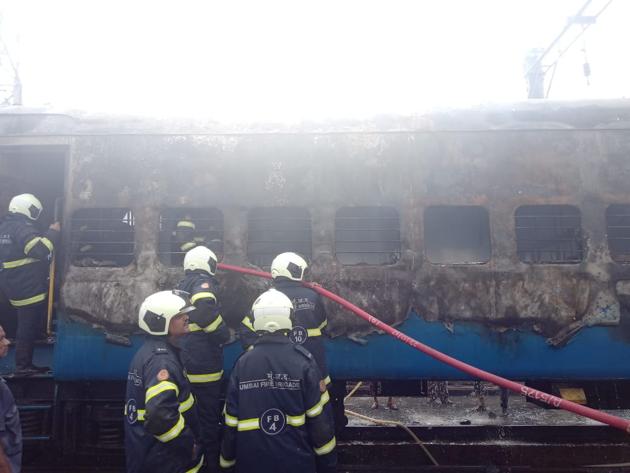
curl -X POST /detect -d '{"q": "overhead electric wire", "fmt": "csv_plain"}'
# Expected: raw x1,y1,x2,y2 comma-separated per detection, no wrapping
523,0,594,79
547,1,614,71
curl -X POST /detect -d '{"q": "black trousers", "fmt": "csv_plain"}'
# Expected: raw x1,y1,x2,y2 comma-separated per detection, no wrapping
190,381,222,472
16,303,45,342
13,303,46,370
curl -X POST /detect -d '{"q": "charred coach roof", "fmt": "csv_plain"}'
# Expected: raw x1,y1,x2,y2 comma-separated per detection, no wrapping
1,100,630,135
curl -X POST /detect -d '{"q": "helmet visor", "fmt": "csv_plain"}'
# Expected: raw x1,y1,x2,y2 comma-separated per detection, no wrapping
28,204,42,220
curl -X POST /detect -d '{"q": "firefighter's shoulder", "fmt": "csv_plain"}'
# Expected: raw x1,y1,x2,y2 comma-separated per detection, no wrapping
293,344,313,360
151,344,171,356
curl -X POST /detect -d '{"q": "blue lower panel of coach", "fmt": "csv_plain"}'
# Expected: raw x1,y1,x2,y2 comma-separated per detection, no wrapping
51,312,630,381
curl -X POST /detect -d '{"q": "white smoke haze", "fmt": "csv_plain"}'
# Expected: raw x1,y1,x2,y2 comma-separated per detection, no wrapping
1,0,628,121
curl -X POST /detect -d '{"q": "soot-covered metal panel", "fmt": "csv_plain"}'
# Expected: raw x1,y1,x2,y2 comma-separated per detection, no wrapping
56,118,630,346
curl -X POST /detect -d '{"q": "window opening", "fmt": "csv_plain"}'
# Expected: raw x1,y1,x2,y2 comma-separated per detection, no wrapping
335,206,401,265
247,207,312,268
158,208,224,267
515,205,583,264
606,204,630,263
71,208,135,267
424,206,491,264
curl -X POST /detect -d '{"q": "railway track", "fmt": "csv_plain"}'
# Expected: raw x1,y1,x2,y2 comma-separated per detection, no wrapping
22,423,630,473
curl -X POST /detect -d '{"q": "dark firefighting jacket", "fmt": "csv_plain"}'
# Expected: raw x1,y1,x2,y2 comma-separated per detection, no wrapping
239,278,330,384
124,337,202,473
174,219,203,253
0,214,59,308
220,334,337,473
177,271,229,384
0,378,21,473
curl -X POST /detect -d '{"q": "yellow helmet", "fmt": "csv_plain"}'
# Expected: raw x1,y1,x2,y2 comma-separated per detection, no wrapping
251,289,294,333
270,252,308,281
138,291,195,336
9,193,43,221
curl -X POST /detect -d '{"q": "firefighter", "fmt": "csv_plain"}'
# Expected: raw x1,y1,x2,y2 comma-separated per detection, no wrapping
220,289,337,473
0,194,59,376
177,246,229,472
239,252,330,386
124,291,203,473
0,325,22,473
174,216,203,254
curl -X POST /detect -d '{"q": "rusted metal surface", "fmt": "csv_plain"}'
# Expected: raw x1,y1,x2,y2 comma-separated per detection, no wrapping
2,102,630,344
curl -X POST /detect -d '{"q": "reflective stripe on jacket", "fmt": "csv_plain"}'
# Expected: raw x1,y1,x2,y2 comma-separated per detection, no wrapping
239,278,330,382
124,337,201,473
220,334,337,473
177,271,229,382
0,214,59,308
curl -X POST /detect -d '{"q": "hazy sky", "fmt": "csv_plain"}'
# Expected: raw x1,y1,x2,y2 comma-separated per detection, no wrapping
1,0,628,120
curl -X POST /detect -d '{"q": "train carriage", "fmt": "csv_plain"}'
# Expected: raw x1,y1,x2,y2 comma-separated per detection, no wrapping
1,101,630,463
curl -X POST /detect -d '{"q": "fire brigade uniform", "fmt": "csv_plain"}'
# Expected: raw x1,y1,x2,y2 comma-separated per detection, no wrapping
220,334,337,473
175,219,203,253
0,377,22,473
239,278,330,386
177,270,229,471
125,337,203,473
0,213,59,370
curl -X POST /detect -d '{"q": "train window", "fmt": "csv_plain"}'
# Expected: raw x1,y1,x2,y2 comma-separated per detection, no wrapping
247,207,312,268
70,208,135,267
424,206,491,264
606,204,630,263
158,208,224,267
335,206,401,265
515,205,583,264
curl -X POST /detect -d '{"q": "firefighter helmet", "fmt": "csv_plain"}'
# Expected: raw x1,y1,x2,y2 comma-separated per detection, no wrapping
8,193,43,221
270,252,308,281
251,289,294,333
183,246,218,275
138,290,195,336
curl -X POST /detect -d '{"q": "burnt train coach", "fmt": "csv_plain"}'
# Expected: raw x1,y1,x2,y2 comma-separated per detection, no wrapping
1,102,630,446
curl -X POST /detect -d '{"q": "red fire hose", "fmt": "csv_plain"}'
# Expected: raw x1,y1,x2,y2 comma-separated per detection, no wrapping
218,262,630,433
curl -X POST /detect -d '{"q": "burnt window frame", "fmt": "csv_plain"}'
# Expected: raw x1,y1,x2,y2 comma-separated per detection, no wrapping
514,204,583,264
157,207,225,267
70,207,135,267
424,205,492,265
606,204,630,263
334,206,402,266
246,207,312,268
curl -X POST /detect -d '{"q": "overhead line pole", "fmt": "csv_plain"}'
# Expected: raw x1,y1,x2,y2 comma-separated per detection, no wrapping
524,0,593,80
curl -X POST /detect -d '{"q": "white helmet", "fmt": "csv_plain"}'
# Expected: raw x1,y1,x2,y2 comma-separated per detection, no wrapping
138,290,195,336
9,193,43,221
183,246,218,275
270,252,308,281
251,289,294,333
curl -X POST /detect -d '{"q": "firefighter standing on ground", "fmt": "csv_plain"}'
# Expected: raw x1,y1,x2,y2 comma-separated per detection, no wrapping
124,291,203,473
177,246,229,472
0,194,59,375
0,325,21,473
220,288,337,473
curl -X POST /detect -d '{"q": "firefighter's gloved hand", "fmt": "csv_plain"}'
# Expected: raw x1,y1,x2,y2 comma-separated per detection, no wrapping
49,222,61,231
